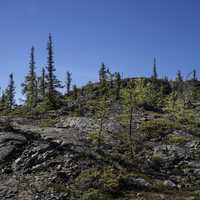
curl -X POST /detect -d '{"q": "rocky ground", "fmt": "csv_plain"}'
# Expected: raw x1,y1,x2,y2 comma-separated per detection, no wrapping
0,111,200,200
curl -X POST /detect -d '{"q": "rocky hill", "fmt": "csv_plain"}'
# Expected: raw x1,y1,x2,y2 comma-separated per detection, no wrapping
1,76,200,200
1,103,200,200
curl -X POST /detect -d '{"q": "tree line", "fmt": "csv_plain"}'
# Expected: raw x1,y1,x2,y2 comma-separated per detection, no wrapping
0,34,199,114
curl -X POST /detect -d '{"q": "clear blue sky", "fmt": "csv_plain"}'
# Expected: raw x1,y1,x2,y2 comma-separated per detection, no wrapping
0,0,200,100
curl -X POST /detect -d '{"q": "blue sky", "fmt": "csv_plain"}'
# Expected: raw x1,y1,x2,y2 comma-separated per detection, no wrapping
0,0,200,100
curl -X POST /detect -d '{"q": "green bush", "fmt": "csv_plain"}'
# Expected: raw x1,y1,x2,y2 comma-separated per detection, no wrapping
71,167,123,200
81,189,105,200
38,117,59,127
139,119,181,139
166,134,190,145
87,132,99,144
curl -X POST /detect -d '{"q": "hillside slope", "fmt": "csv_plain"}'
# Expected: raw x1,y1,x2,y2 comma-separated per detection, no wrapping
0,106,200,200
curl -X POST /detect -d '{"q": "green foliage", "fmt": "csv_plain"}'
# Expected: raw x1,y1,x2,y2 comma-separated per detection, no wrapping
193,190,200,199
46,33,62,108
72,84,78,100
71,167,122,200
81,189,105,200
87,131,100,144
152,57,158,79
37,68,46,100
65,71,72,94
139,119,181,139
176,70,183,82
91,95,111,147
38,117,59,127
5,73,15,111
114,72,121,100
21,46,38,110
99,63,107,85
166,134,190,145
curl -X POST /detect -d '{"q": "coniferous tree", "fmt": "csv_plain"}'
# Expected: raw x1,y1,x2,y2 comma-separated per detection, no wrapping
123,79,139,157
22,46,37,109
107,68,114,89
115,72,121,100
94,95,111,148
73,84,78,100
152,57,158,79
99,63,107,85
46,33,62,107
65,71,72,94
192,69,197,81
99,63,108,94
0,91,6,111
176,70,183,82
174,70,184,98
38,68,46,100
5,74,15,111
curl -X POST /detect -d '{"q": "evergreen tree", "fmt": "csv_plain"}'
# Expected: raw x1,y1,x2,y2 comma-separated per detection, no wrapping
73,84,78,100
123,80,138,157
22,46,37,109
99,63,108,94
99,63,107,85
0,91,6,111
46,33,62,106
5,74,15,111
192,69,197,81
176,70,183,82
115,72,121,100
94,95,111,148
107,68,114,89
174,70,184,98
38,68,46,100
152,57,158,79
65,71,72,94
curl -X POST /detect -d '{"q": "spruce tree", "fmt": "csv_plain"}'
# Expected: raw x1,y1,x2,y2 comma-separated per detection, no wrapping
115,72,121,100
22,46,37,109
176,70,183,82
192,69,197,81
99,63,107,84
73,84,78,100
0,91,6,111
46,33,62,107
65,71,72,94
99,63,108,94
107,68,114,89
38,68,46,100
5,74,15,111
152,57,158,79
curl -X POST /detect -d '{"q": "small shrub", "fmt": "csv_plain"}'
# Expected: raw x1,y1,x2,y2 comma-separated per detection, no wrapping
166,134,190,145
38,117,59,127
139,119,181,139
81,188,105,200
87,132,99,144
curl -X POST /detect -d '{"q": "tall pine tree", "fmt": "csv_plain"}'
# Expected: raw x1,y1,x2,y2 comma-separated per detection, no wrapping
115,72,121,100
46,33,62,107
22,46,37,109
38,68,46,100
65,71,72,95
5,74,15,111
152,57,158,79
192,69,197,81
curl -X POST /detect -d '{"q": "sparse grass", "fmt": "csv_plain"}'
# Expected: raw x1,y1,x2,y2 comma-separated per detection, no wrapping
166,134,191,145
38,117,59,127
70,167,124,200
139,118,181,139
